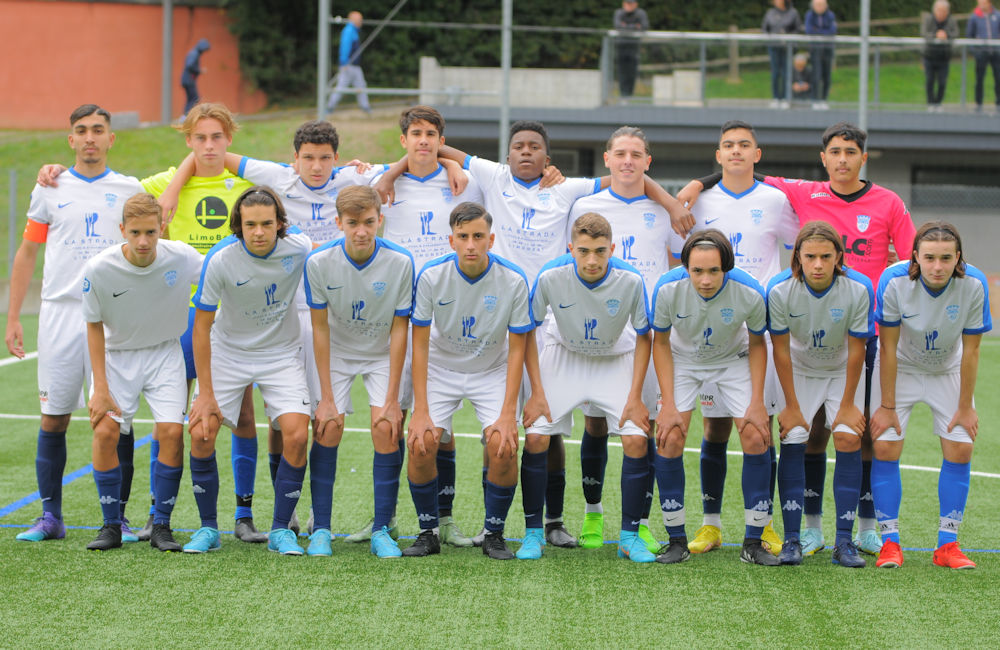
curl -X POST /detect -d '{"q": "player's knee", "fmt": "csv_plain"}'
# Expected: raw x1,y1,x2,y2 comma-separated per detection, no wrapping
664,427,686,456
703,417,732,442
585,416,608,437
872,439,902,462
41,414,70,433
524,433,550,454
93,420,121,449
621,435,647,458
832,430,861,452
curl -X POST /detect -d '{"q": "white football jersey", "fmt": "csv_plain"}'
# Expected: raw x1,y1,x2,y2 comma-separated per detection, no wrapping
82,239,203,350
412,253,532,374
569,188,671,294
377,164,483,270
26,167,142,302
767,268,874,377
304,237,414,362
194,231,312,355
668,180,799,285
464,156,600,283
876,261,992,374
651,266,767,369
532,254,649,357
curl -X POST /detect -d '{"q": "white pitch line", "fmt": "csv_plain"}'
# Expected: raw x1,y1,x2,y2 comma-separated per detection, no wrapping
0,351,38,367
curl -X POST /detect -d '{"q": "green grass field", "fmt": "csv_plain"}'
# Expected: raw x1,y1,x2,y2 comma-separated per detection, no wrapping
1,315,999,647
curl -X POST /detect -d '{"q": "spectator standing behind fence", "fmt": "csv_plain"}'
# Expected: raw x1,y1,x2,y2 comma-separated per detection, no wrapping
805,0,837,110
763,0,803,109
923,1,958,112
181,39,210,117
613,0,649,101
792,52,813,101
326,11,372,115
967,0,1000,112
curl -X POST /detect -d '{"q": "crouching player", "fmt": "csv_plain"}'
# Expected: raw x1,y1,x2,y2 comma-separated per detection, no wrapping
871,222,990,569
304,186,414,558
522,212,653,563
650,229,774,565
82,193,203,551
406,202,532,560
187,186,313,555
767,221,874,567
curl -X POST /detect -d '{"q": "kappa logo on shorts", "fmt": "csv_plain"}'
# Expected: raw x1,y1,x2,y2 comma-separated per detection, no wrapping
164,270,177,287
483,295,497,313
372,281,387,297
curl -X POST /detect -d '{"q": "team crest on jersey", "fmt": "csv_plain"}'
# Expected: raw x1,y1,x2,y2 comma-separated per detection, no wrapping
483,295,498,313
643,212,656,230
811,192,830,199
281,256,294,273
946,304,960,322
164,270,178,287
750,208,763,225
606,299,621,316
82,277,91,293
537,191,551,206
104,193,117,207
441,188,453,203
372,281,387,297
720,307,734,324
225,178,235,191
830,308,844,323
856,215,871,232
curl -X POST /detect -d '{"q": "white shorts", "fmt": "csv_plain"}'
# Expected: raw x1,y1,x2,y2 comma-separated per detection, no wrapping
527,343,645,438
38,300,88,415
675,363,752,419
298,307,321,406
103,339,187,433
777,372,870,444
877,371,972,444
197,345,311,429
330,355,390,415
582,359,660,419
426,362,509,444
701,333,780,417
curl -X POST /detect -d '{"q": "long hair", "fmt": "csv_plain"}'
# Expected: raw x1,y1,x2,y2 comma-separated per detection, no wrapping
230,186,288,240
680,228,734,272
790,220,845,280
908,221,966,281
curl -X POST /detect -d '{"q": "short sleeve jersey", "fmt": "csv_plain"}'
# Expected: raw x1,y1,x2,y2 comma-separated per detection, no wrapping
464,156,600,283
532,254,649,357
412,253,533,374
82,240,204,350
876,261,992,374
304,237,414,362
25,167,141,302
669,180,799,285
767,268,874,377
193,231,312,355
569,189,671,294
651,266,767,369
377,164,483,270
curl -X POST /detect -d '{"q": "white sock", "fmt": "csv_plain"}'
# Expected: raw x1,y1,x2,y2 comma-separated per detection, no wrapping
858,517,877,533
805,514,822,529
703,513,722,529
585,502,603,514
639,517,650,528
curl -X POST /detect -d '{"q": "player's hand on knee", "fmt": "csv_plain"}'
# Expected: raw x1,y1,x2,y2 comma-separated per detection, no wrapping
315,397,344,440
487,415,520,458
948,406,978,441
539,164,565,188
620,397,651,434
87,390,121,429
832,403,865,437
870,406,900,440
522,392,551,429
37,164,67,188
742,401,770,444
5,321,24,358
407,412,435,455
777,406,809,441
189,394,222,442
655,406,684,449
374,400,404,440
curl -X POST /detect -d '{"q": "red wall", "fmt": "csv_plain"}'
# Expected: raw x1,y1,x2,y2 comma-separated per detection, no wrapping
0,0,267,128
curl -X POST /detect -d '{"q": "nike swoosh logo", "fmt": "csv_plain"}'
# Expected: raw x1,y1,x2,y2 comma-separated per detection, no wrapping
236,279,251,286
285,194,302,200
301,400,311,405
113,290,129,298
676,314,690,319
391,200,406,206
558,303,575,309
705,217,720,225
790,313,805,318
902,313,918,319
438,299,455,306
326,285,343,291
502,191,514,198
58,202,73,209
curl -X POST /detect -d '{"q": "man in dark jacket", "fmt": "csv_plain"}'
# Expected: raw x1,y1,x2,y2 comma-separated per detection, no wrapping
181,39,211,117
923,1,959,110
762,0,803,108
967,0,1000,111
613,0,649,100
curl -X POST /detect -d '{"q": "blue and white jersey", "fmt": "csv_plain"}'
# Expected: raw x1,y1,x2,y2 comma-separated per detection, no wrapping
767,268,874,377
26,167,141,302
412,252,533,374
651,266,767,369
876,261,991,374
237,158,388,244
304,237,414,362
377,164,483,270
82,239,203,350
464,156,600,283
668,180,799,285
569,188,671,294
194,231,312,355
532,254,649,357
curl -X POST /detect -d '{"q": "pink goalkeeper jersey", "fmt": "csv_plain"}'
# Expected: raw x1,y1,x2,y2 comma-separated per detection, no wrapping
764,176,916,290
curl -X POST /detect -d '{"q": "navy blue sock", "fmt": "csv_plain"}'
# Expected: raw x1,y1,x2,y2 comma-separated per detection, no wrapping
871,459,901,544
409,477,439,531
833,449,862,544
938,459,971,547
373,450,402,530
777,443,806,541
189,453,219,529
94,466,122,526
308,443,338,531
858,459,876,519
621,454,647,533
272,456,306,530
484,480,516,533
742,450,771,539
700,439,728,516
117,429,135,519
231,434,257,520
803,452,827,517
545,469,566,521
642,438,656,519
36,429,67,519
520,450,548,529
153,461,183,525
268,452,281,485
481,466,488,505
149,438,159,516
436,448,457,515
768,443,777,516
654,454,686,539
580,430,608,505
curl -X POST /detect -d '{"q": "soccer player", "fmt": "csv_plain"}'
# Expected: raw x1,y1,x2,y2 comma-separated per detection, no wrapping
82,193,203,551
871,222,990,570
679,122,916,556
649,229,774,565
8,104,141,543
667,120,799,558
303,186,414,558
767,221,874,567
186,186,313,555
523,212,653,562
406,202,532,560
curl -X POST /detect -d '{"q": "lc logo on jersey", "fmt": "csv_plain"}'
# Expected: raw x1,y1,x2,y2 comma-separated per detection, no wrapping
461,316,477,339
584,318,599,340
264,283,278,306
521,208,536,230
419,211,435,236
621,235,637,261
352,299,366,321
164,270,178,288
